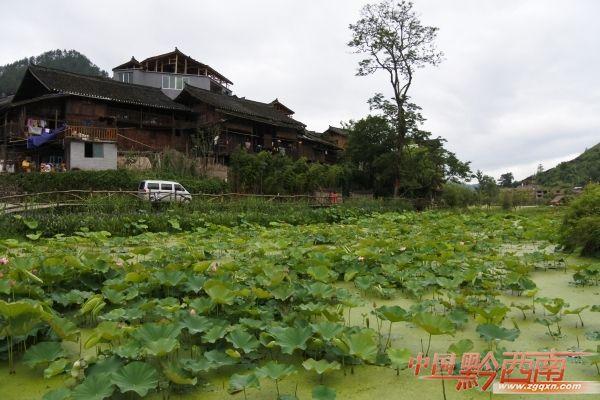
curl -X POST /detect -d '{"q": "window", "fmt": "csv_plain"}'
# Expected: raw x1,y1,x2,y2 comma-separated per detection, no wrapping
161,75,189,90
160,183,173,191
174,184,184,191
84,143,104,158
147,183,159,190
118,72,132,83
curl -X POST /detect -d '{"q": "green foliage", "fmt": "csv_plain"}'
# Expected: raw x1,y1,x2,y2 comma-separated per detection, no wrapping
22,342,66,368
312,385,336,400
0,49,108,96
560,184,600,256
498,172,515,188
0,208,578,399
0,169,228,194
111,362,158,397
441,183,476,208
228,149,349,194
345,115,471,198
534,143,600,186
71,374,114,400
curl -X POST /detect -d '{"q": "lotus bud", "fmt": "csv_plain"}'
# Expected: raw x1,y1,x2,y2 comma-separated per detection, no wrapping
0,257,8,265
189,309,197,316
32,269,38,275
358,256,365,261
73,360,81,369
9,279,15,287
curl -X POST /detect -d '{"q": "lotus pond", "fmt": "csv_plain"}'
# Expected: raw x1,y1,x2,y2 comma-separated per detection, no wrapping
1,209,599,400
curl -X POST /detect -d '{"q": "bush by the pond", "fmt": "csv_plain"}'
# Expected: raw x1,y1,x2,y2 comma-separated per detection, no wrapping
0,169,229,195
560,183,600,257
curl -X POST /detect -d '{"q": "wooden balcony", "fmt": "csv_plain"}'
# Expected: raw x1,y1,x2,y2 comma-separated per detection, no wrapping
63,125,117,142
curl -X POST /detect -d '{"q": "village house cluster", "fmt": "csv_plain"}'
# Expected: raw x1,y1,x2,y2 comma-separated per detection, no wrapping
0,48,348,172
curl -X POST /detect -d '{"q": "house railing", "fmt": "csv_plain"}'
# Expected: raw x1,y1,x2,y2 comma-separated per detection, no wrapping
63,126,118,142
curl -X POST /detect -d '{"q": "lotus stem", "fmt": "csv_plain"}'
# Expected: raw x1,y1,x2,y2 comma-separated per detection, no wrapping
577,314,584,327
425,333,432,357
441,370,447,400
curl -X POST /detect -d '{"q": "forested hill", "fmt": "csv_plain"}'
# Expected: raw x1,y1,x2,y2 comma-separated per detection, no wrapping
0,49,108,96
532,143,600,186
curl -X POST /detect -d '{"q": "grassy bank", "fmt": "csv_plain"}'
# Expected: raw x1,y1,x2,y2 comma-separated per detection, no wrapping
0,196,414,238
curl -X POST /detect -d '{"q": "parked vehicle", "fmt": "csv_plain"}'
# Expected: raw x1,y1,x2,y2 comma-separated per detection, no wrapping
138,180,192,203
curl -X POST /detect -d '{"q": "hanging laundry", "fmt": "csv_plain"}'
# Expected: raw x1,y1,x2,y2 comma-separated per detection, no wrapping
27,125,66,149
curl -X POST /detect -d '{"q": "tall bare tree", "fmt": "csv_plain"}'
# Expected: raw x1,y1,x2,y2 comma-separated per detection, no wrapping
349,0,443,195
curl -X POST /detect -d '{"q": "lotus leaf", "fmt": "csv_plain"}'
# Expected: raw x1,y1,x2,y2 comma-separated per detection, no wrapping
226,328,260,353
71,374,114,400
311,321,344,341
270,325,313,354
312,385,336,400
111,361,158,397
23,342,66,368
256,361,297,380
302,358,341,375
204,280,235,305
476,323,520,342
413,312,455,336
43,358,69,378
42,388,72,400
162,361,198,385
387,347,411,369
447,339,474,356
343,330,378,362
228,372,260,394
374,305,410,322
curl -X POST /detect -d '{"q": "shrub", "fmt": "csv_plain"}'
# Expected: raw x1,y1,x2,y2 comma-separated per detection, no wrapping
0,170,228,195
441,182,475,208
560,184,600,257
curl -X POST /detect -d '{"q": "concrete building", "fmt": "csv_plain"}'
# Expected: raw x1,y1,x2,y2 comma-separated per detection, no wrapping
112,48,232,98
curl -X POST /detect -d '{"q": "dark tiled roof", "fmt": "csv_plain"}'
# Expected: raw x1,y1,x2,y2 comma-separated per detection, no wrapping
301,130,341,149
139,48,232,85
326,126,349,136
113,56,141,71
270,98,294,115
26,65,188,111
0,95,13,113
179,84,305,129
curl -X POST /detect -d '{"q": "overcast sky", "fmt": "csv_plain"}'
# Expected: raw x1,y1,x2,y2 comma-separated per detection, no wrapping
1,0,598,180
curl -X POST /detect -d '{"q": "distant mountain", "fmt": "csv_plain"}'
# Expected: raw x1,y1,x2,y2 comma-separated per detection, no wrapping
527,143,600,187
0,49,108,97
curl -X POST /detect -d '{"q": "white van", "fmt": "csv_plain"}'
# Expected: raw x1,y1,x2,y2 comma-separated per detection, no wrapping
138,180,192,203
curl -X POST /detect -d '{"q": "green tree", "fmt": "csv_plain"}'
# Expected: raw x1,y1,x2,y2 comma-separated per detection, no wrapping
474,170,499,206
0,49,108,96
498,172,515,188
345,115,470,198
349,0,443,196
560,184,600,256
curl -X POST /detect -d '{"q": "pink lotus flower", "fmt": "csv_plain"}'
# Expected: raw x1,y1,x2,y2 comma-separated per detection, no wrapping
115,260,124,267
0,257,8,265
